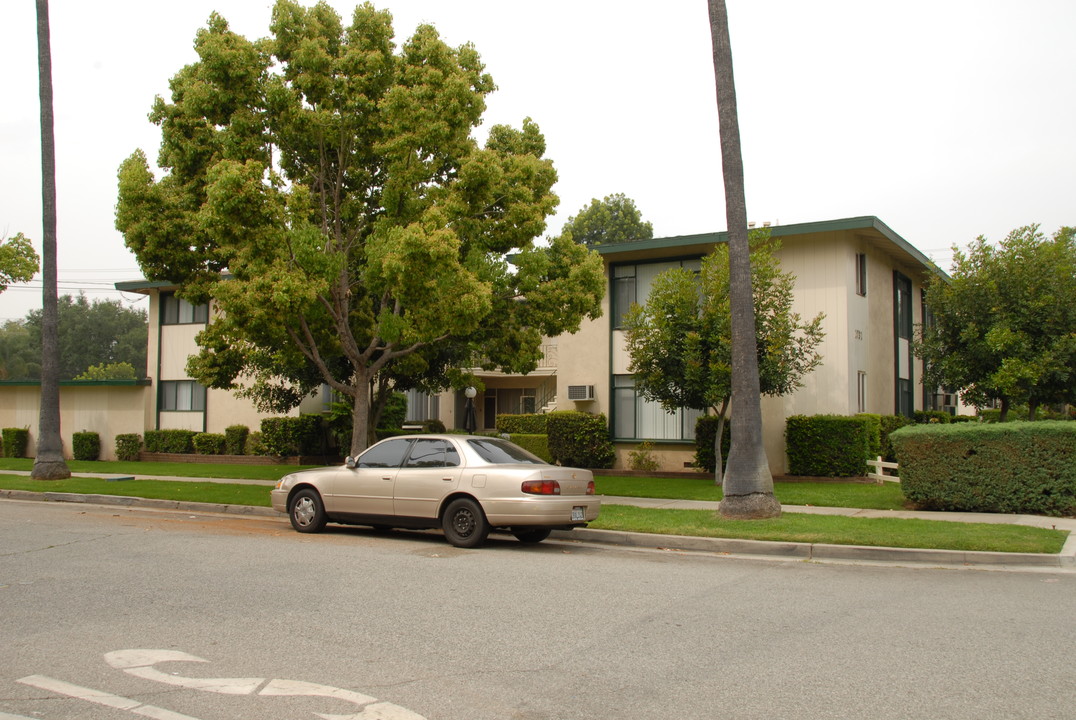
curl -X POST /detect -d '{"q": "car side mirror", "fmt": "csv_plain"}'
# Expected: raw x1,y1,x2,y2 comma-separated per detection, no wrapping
345,456,357,469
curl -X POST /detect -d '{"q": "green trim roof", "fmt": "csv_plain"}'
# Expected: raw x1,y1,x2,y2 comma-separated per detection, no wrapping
0,379,152,387
596,215,944,276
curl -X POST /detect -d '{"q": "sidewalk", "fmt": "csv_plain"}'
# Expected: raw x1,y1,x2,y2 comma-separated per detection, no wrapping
2,471,1074,570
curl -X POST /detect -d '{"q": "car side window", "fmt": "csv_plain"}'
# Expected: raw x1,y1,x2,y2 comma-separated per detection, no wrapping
356,439,412,468
404,439,460,468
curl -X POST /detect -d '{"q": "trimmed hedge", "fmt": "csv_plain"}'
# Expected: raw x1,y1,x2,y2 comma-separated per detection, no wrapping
115,433,142,461
143,429,197,454
192,432,226,455
497,414,548,434
2,428,30,458
507,433,552,462
892,421,1076,516
72,431,101,461
546,411,615,469
224,425,249,455
694,415,731,474
260,415,323,457
786,415,872,477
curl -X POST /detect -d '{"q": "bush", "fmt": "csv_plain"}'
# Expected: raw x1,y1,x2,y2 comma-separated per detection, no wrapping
72,431,101,461
260,415,323,457
379,392,407,431
508,433,551,462
914,410,952,424
497,414,548,434
878,414,912,461
546,411,615,468
192,432,226,455
143,429,196,454
628,442,659,472
421,418,446,433
893,421,1076,516
224,425,249,455
785,415,872,477
694,415,731,474
115,433,142,462
244,431,265,456
2,428,30,458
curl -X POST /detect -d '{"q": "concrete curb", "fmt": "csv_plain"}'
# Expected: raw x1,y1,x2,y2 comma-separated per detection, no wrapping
2,489,1072,570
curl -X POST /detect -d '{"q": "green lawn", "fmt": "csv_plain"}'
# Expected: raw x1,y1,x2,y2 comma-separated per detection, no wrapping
592,505,1067,554
595,475,909,510
0,474,273,506
0,458,311,482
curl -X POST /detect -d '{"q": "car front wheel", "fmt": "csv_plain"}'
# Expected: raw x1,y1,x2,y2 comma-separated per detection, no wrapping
290,488,327,533
442,498,490,548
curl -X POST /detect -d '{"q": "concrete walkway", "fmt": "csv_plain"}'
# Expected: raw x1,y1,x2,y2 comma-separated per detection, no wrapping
2,471,1073,570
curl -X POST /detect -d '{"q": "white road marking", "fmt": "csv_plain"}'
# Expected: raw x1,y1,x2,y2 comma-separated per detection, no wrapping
17,675,202,720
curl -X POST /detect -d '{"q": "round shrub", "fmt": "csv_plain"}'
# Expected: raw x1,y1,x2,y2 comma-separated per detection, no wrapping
72,431,101,461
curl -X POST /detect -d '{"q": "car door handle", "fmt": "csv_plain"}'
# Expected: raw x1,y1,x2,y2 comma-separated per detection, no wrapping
382,476,393,481
442,477,454,482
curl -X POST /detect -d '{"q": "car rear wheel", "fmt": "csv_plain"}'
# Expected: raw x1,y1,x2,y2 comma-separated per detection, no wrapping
290,488,327,533
442,498,490,548
512,528,552,544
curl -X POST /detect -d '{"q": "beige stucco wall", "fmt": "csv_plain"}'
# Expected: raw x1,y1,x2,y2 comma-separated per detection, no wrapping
0,384,149,461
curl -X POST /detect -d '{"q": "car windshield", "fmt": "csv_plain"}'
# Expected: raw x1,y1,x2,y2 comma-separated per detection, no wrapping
466,438,546,465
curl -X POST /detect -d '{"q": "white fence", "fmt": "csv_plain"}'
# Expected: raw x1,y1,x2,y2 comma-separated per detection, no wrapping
867,456,900,483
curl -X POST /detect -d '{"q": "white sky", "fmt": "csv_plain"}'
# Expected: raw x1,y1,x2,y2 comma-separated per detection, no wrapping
2,0,1074,322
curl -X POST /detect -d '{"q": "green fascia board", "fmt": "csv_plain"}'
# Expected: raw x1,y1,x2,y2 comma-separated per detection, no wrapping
595,215,947,278
0,379,152,387
114,279,176,293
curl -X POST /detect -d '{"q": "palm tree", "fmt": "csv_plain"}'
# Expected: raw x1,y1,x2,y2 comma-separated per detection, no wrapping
31,0,70,479
706,0,778,518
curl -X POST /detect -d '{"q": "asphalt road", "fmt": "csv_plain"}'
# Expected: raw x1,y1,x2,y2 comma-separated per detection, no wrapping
1,500,1073,720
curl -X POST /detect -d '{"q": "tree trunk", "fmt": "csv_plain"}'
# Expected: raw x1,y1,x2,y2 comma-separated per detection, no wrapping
999,396,1010,423
349,369,373,458
31,0,70,480
707,0,778,518
712,397,729,487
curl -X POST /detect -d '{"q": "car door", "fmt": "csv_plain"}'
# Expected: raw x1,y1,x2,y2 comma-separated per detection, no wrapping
392,438,462,519
328,438,412,517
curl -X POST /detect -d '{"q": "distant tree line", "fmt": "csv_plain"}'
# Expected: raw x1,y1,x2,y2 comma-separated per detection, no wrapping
0,294,147,381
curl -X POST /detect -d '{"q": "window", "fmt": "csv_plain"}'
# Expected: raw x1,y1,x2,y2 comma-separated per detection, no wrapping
894,272,914,417
404,439,460,468
162,292,209,325
612,265,636,328
855,253,867,296
613,374,702,442
857,371,867,413
467,438,545,464
612,258,703,328
357,438,412,468
159,380,206,411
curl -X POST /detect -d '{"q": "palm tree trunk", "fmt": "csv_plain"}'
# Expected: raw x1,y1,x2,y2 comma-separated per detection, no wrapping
31,0,70,479
707,0,778,518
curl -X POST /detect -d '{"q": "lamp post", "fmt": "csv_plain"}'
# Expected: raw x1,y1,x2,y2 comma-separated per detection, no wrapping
463,386,478,434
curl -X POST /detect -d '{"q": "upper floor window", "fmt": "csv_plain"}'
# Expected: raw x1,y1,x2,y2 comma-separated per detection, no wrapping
612,258,702,328
855,253,868,296
162,292,209,325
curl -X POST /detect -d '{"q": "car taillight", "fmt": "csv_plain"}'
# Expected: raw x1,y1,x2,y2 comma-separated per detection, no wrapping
522,480,561,495
586,480,595,495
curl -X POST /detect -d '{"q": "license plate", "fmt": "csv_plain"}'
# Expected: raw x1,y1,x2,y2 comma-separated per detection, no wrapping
571,506,585,522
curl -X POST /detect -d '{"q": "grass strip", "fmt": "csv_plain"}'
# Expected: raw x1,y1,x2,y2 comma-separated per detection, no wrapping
0,458,310,482
595,475,909,511
0,475,272,507
591,505,1067,554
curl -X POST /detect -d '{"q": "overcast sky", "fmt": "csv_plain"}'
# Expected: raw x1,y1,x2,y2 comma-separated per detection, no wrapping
2,0,1074,322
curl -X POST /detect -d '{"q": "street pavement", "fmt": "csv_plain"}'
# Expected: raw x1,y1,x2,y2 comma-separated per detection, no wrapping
2,470,1074,571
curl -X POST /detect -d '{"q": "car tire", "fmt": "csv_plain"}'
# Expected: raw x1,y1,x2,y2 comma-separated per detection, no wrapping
512,528,552,544
442,498,490,548
290,488,328,533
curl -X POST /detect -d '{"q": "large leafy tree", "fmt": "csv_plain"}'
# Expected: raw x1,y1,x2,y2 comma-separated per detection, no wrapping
560,193,653,246
707,0,775,517
624,232,825,485
32,0,68,479
24,295,148,379
116,1,604,454
917,224,1076,420
0,233,39,292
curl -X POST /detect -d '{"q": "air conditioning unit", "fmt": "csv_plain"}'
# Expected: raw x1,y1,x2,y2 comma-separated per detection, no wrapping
567,384,596,401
